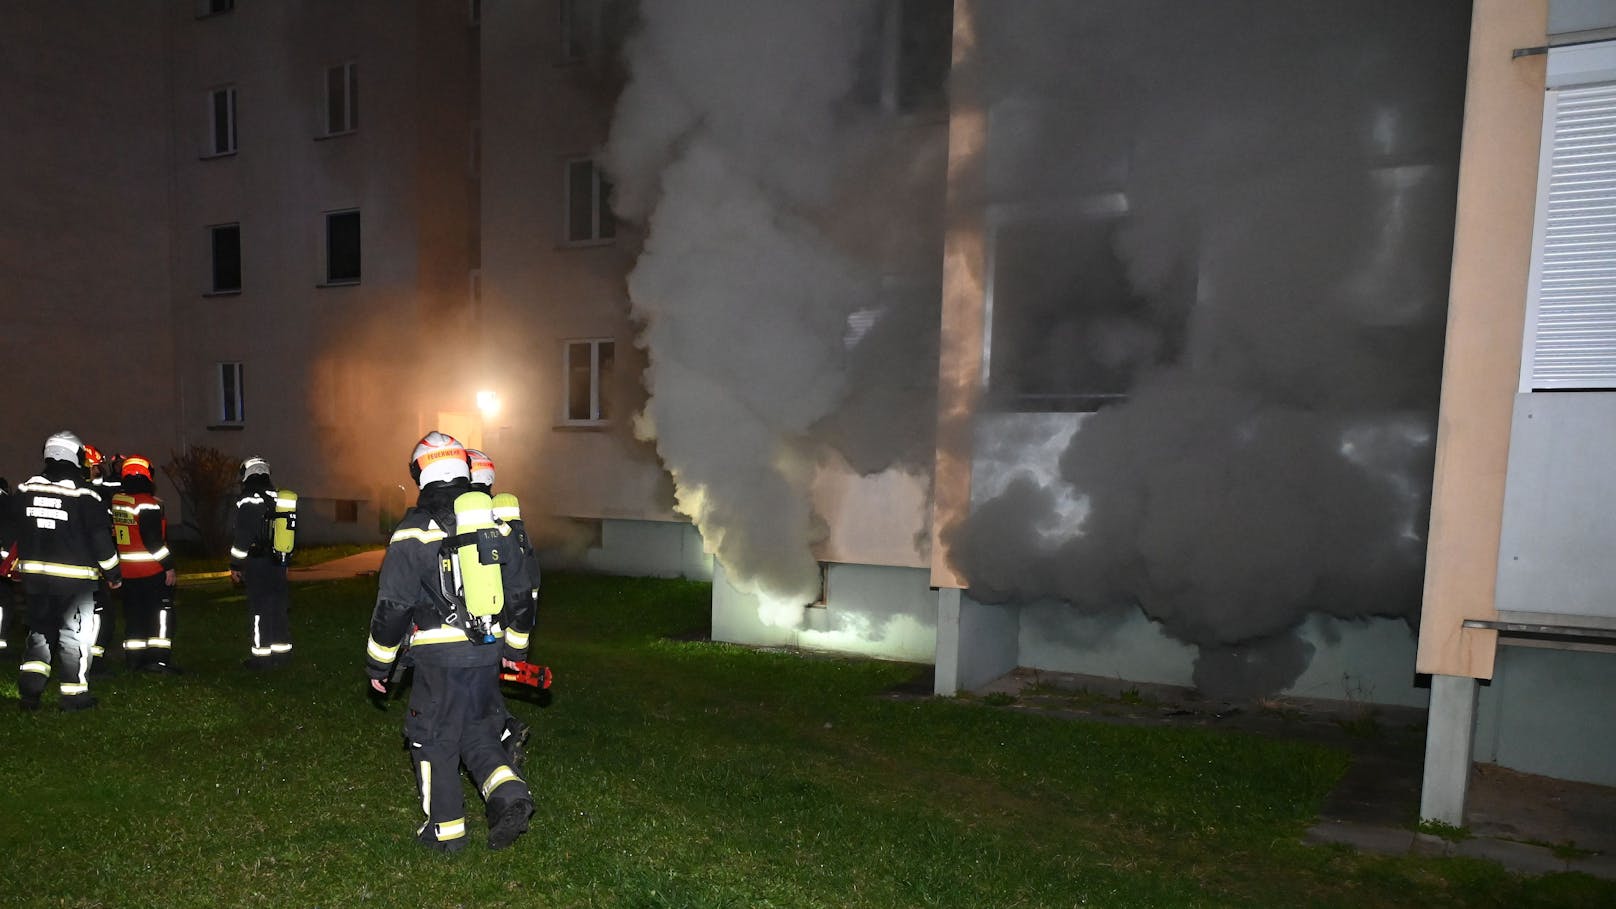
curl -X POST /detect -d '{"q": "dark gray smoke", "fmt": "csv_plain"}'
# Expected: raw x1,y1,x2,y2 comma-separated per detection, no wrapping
949,0,1472,695
606,0,1472,693
605,0,945,605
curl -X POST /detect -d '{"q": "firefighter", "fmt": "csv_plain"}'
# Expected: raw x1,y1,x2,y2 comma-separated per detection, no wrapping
12,431,122,711
466,448,541,769
82,444,121,673
229,456,293,668
365,431,536,852
111,456,179,673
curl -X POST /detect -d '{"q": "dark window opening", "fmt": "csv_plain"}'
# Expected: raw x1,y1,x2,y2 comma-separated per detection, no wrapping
325,210,361,284
335,499,359,523
210,224,241,292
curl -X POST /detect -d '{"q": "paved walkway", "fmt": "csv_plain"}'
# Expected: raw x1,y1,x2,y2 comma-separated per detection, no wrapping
176,549,385,584
973,668,1616,880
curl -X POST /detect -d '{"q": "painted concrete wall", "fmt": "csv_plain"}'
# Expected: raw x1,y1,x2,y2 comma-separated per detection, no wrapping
1496,394,1616,619
1475,646,1616,787
1019,606,1431,709
1417,0,1547,679
568,519,712,582
712,561,937,664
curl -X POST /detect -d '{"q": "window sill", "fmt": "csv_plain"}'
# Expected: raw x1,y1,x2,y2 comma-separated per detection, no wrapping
199,150,238,160
558,239,616,250
315,130,357,142
316,279,361,288
206,423,245,432
203,289,242,298
553,422,610,432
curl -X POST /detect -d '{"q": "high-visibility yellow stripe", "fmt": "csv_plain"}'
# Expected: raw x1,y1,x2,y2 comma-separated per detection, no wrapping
390,527,447,545
410,627,471,646
481,765,519,799
505,628,530,649
21,661,49,676
230,547,249,559
124,640,149,650
367,637,399,663
19,480,99,497
148,638,172,648
119,546,169,563
60,683,88,695
251,646,273,656
270,643,292,654
435,818,466,841
19,561,98,580
98,555,120,572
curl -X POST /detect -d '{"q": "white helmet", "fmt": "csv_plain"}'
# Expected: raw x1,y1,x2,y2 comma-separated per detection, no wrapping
44,430,83,464
242,456,271,481
410,431,469,488
466,448,495,488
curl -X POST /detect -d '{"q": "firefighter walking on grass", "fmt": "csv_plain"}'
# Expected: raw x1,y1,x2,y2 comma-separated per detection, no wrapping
230,456,296,668
111,455,180,673
10,431,121,711
365,431,536,852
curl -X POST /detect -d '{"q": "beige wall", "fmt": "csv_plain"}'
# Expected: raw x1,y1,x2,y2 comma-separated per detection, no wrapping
478,3,673,526
0,4,176,488
164,0,474,517
1416,0,1549,678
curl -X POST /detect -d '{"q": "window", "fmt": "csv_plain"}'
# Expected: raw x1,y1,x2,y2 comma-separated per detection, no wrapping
985,195,1190,413
559,0,592,61
197,0,234,17
324,209,361,284
335,499,359,523
1522,41,1616,390
559,0,630,62
218,362,245,424
208,86,237,156
210,223,241,293
325,62,358,136
562,338,615,424
564,158,615,244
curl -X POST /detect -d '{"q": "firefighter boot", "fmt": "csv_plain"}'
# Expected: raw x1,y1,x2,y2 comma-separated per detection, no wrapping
487,795,533,851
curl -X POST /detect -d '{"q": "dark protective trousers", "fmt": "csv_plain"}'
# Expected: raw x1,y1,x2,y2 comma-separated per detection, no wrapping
91,581,118,661
0,579,15,656
121,574,174,668
242,557,291,660
18,586,97,705
405,661,531,847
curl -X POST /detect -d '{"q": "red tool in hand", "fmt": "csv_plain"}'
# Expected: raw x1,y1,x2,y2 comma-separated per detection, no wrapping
500,661,553,689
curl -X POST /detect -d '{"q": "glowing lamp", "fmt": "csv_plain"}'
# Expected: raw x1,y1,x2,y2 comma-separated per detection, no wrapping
476,389,501,419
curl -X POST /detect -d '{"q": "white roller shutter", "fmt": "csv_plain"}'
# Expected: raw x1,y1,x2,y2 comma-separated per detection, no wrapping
1527,79,1616,389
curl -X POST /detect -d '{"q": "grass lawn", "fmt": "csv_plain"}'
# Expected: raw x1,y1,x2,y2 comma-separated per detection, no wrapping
1,573,1611,908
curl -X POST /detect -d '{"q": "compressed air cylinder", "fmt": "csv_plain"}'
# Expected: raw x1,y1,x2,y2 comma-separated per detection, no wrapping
453,490,505,617
272,490,298,561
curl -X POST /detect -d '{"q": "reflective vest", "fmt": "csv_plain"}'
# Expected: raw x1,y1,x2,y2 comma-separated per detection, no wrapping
111,491,168,579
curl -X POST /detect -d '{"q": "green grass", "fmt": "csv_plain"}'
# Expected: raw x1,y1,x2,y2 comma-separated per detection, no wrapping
1,573,1612,908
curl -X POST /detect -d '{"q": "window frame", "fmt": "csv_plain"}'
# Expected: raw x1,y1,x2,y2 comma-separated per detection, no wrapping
208,222,242,294
216,361,245,426
322,208,362,286
206,85,238,157
560,337,615,426
323,61,359,137
562,157,615,246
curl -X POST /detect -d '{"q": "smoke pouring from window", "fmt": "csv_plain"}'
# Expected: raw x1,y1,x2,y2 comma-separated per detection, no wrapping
607,0,1472,696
